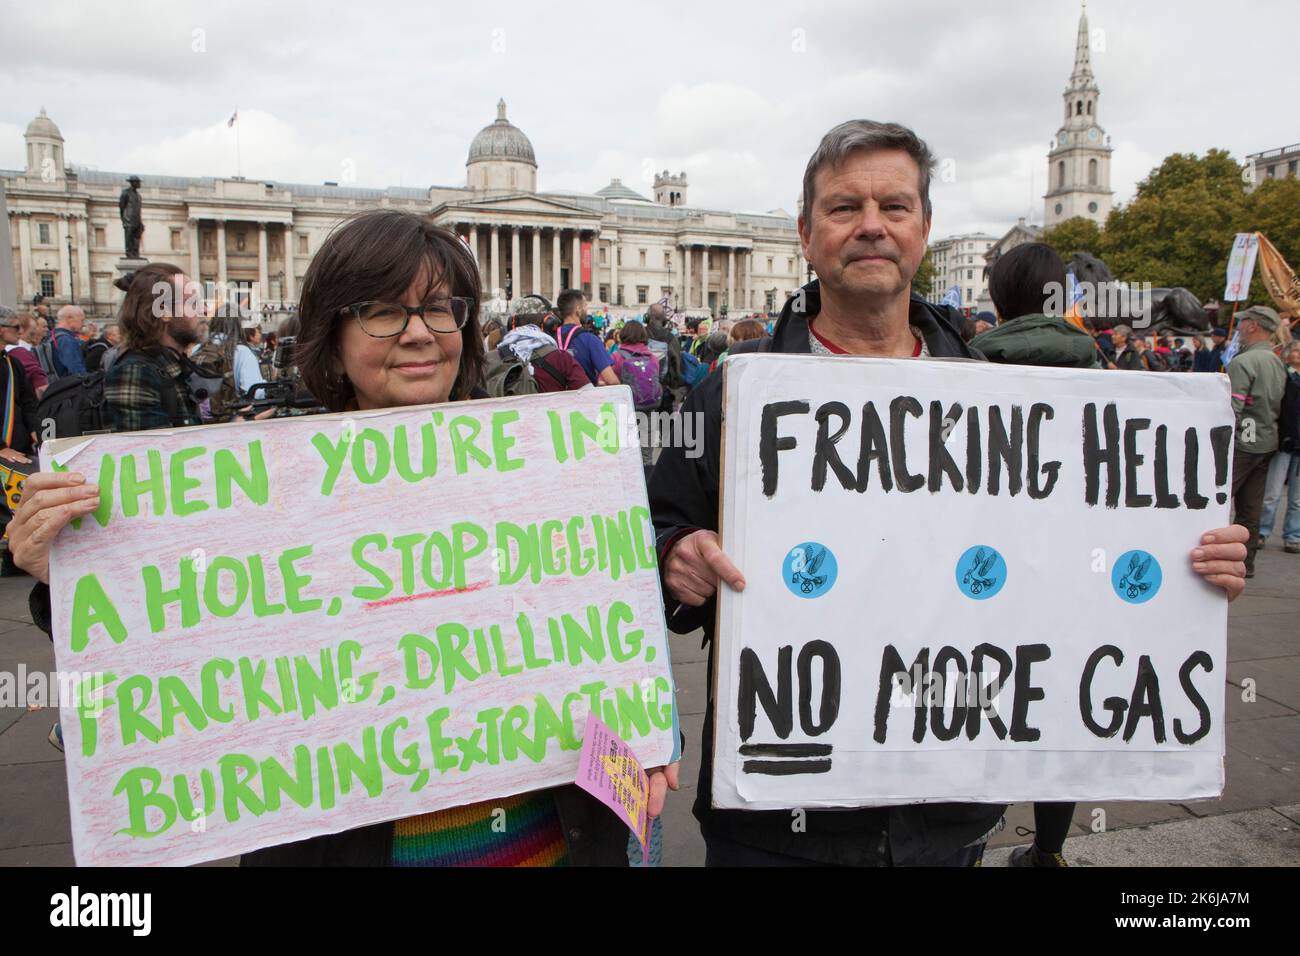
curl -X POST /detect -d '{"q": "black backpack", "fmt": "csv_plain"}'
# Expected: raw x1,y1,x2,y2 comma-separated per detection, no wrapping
1280,369,1300,453
35,350,182,441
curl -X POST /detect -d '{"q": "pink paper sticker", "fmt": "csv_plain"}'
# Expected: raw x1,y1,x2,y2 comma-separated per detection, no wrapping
575,712,650,852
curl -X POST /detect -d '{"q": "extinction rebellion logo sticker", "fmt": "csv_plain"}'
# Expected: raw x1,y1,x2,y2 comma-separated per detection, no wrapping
782,542,838,599
1112,549,1162,604
955,545,1007,599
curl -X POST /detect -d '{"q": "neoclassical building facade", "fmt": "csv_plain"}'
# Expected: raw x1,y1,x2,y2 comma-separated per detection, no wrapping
3,101,805,322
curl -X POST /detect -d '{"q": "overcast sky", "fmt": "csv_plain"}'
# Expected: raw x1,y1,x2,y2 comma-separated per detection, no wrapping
0,0,1292,240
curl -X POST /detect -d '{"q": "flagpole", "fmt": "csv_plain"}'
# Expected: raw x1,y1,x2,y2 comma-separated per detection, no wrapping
235,107,242,178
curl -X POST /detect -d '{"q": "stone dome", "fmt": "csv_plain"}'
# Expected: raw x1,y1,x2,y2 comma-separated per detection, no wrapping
467,100,536,167
25,107,63,140
595,178,651,202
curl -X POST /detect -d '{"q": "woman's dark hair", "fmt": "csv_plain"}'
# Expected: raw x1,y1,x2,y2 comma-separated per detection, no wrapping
988,243,1068,322
296,210,483,411
619,320,648,345
242,326,261,345
115,262,187,354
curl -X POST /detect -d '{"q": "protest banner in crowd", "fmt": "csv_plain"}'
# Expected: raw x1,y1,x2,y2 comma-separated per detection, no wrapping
713,354,1233,809
42,389,677,866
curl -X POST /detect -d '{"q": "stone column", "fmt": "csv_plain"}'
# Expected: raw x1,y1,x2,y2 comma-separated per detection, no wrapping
284,223,296,302
56,216,71,298
257,222,269,304
727,247,736,314
216,220,228,286
489,226,499,300
510,226,520,302
74,216,91,300
188,219,200,282
531,227,541,297
745,248,753,311
552,229,561,300
682,244,691,311
701,246,710,311
17,216,34,300
609,236,618,305
572,231,582,295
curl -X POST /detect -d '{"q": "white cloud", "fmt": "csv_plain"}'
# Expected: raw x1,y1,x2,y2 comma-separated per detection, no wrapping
1,0,1292,242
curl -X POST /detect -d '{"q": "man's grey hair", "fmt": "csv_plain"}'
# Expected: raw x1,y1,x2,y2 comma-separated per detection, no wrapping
802,120,936,222
0,305,16,322
1112,324,1133,337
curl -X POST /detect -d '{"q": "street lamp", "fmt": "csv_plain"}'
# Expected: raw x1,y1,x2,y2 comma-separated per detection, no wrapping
66,234,76,305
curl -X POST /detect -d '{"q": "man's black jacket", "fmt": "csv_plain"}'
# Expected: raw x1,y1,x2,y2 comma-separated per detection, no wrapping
647,281,1006,865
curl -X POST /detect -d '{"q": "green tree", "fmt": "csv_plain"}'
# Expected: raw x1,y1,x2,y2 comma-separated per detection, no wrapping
1243,176,1300,305
1041,217,1104,263
913,249,936,300
1099,149,1248,301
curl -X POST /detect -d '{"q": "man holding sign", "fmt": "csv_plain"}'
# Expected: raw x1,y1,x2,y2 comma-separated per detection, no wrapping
648,119,1249,867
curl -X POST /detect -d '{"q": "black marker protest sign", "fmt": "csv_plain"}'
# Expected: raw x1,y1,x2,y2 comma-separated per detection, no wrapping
714,354,1232,808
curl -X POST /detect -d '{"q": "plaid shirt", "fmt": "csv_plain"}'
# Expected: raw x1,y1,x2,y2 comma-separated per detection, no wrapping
104,348,202,432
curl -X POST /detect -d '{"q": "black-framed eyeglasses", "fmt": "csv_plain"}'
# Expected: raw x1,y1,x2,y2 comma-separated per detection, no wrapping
343,297,471,338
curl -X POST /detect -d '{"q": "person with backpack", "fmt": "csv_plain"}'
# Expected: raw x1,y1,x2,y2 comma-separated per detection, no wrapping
189,313,247,422
645,304,683,411
554,289,619,386
35,305,89,382
610,320,662,465
484,296,589,397
103,264,205,432
1259,340,1300,555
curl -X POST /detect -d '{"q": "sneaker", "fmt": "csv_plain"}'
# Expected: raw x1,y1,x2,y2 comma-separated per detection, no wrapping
1245,566,1256,578
1009,843,1068,867
1286,543,1300,554
48,722,64,753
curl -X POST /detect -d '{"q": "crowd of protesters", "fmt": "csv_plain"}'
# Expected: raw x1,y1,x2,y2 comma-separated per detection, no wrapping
1,115,1275,870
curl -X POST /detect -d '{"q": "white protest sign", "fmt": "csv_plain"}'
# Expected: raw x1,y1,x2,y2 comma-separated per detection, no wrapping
43,388,676,866
714,354,1233,809
1224,232,1260,302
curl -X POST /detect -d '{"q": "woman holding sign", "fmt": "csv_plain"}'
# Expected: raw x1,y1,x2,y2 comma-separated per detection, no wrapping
10,210,679,867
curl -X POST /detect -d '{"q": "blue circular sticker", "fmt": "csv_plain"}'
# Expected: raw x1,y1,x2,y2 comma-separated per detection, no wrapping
782,542,838,599
955,545,1007,600
1112,549,1162,604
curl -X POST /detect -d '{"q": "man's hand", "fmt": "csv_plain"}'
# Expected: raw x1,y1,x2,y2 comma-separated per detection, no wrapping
1190,524,1249,601
0,447,31,465
663,529,745,606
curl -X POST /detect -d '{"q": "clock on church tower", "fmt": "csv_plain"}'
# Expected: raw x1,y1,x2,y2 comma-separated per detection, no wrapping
1043,2,1113,228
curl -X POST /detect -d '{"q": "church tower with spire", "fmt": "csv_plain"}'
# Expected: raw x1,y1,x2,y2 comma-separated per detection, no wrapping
1044,2,1113,228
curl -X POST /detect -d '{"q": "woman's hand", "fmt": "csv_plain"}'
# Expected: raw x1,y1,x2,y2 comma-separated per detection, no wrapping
1190,525,1249,601
0,447,31,465
7,471,100,584
646,762,680,819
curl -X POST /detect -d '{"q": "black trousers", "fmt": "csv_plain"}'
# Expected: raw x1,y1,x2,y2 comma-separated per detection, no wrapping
1232,448,1275,570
